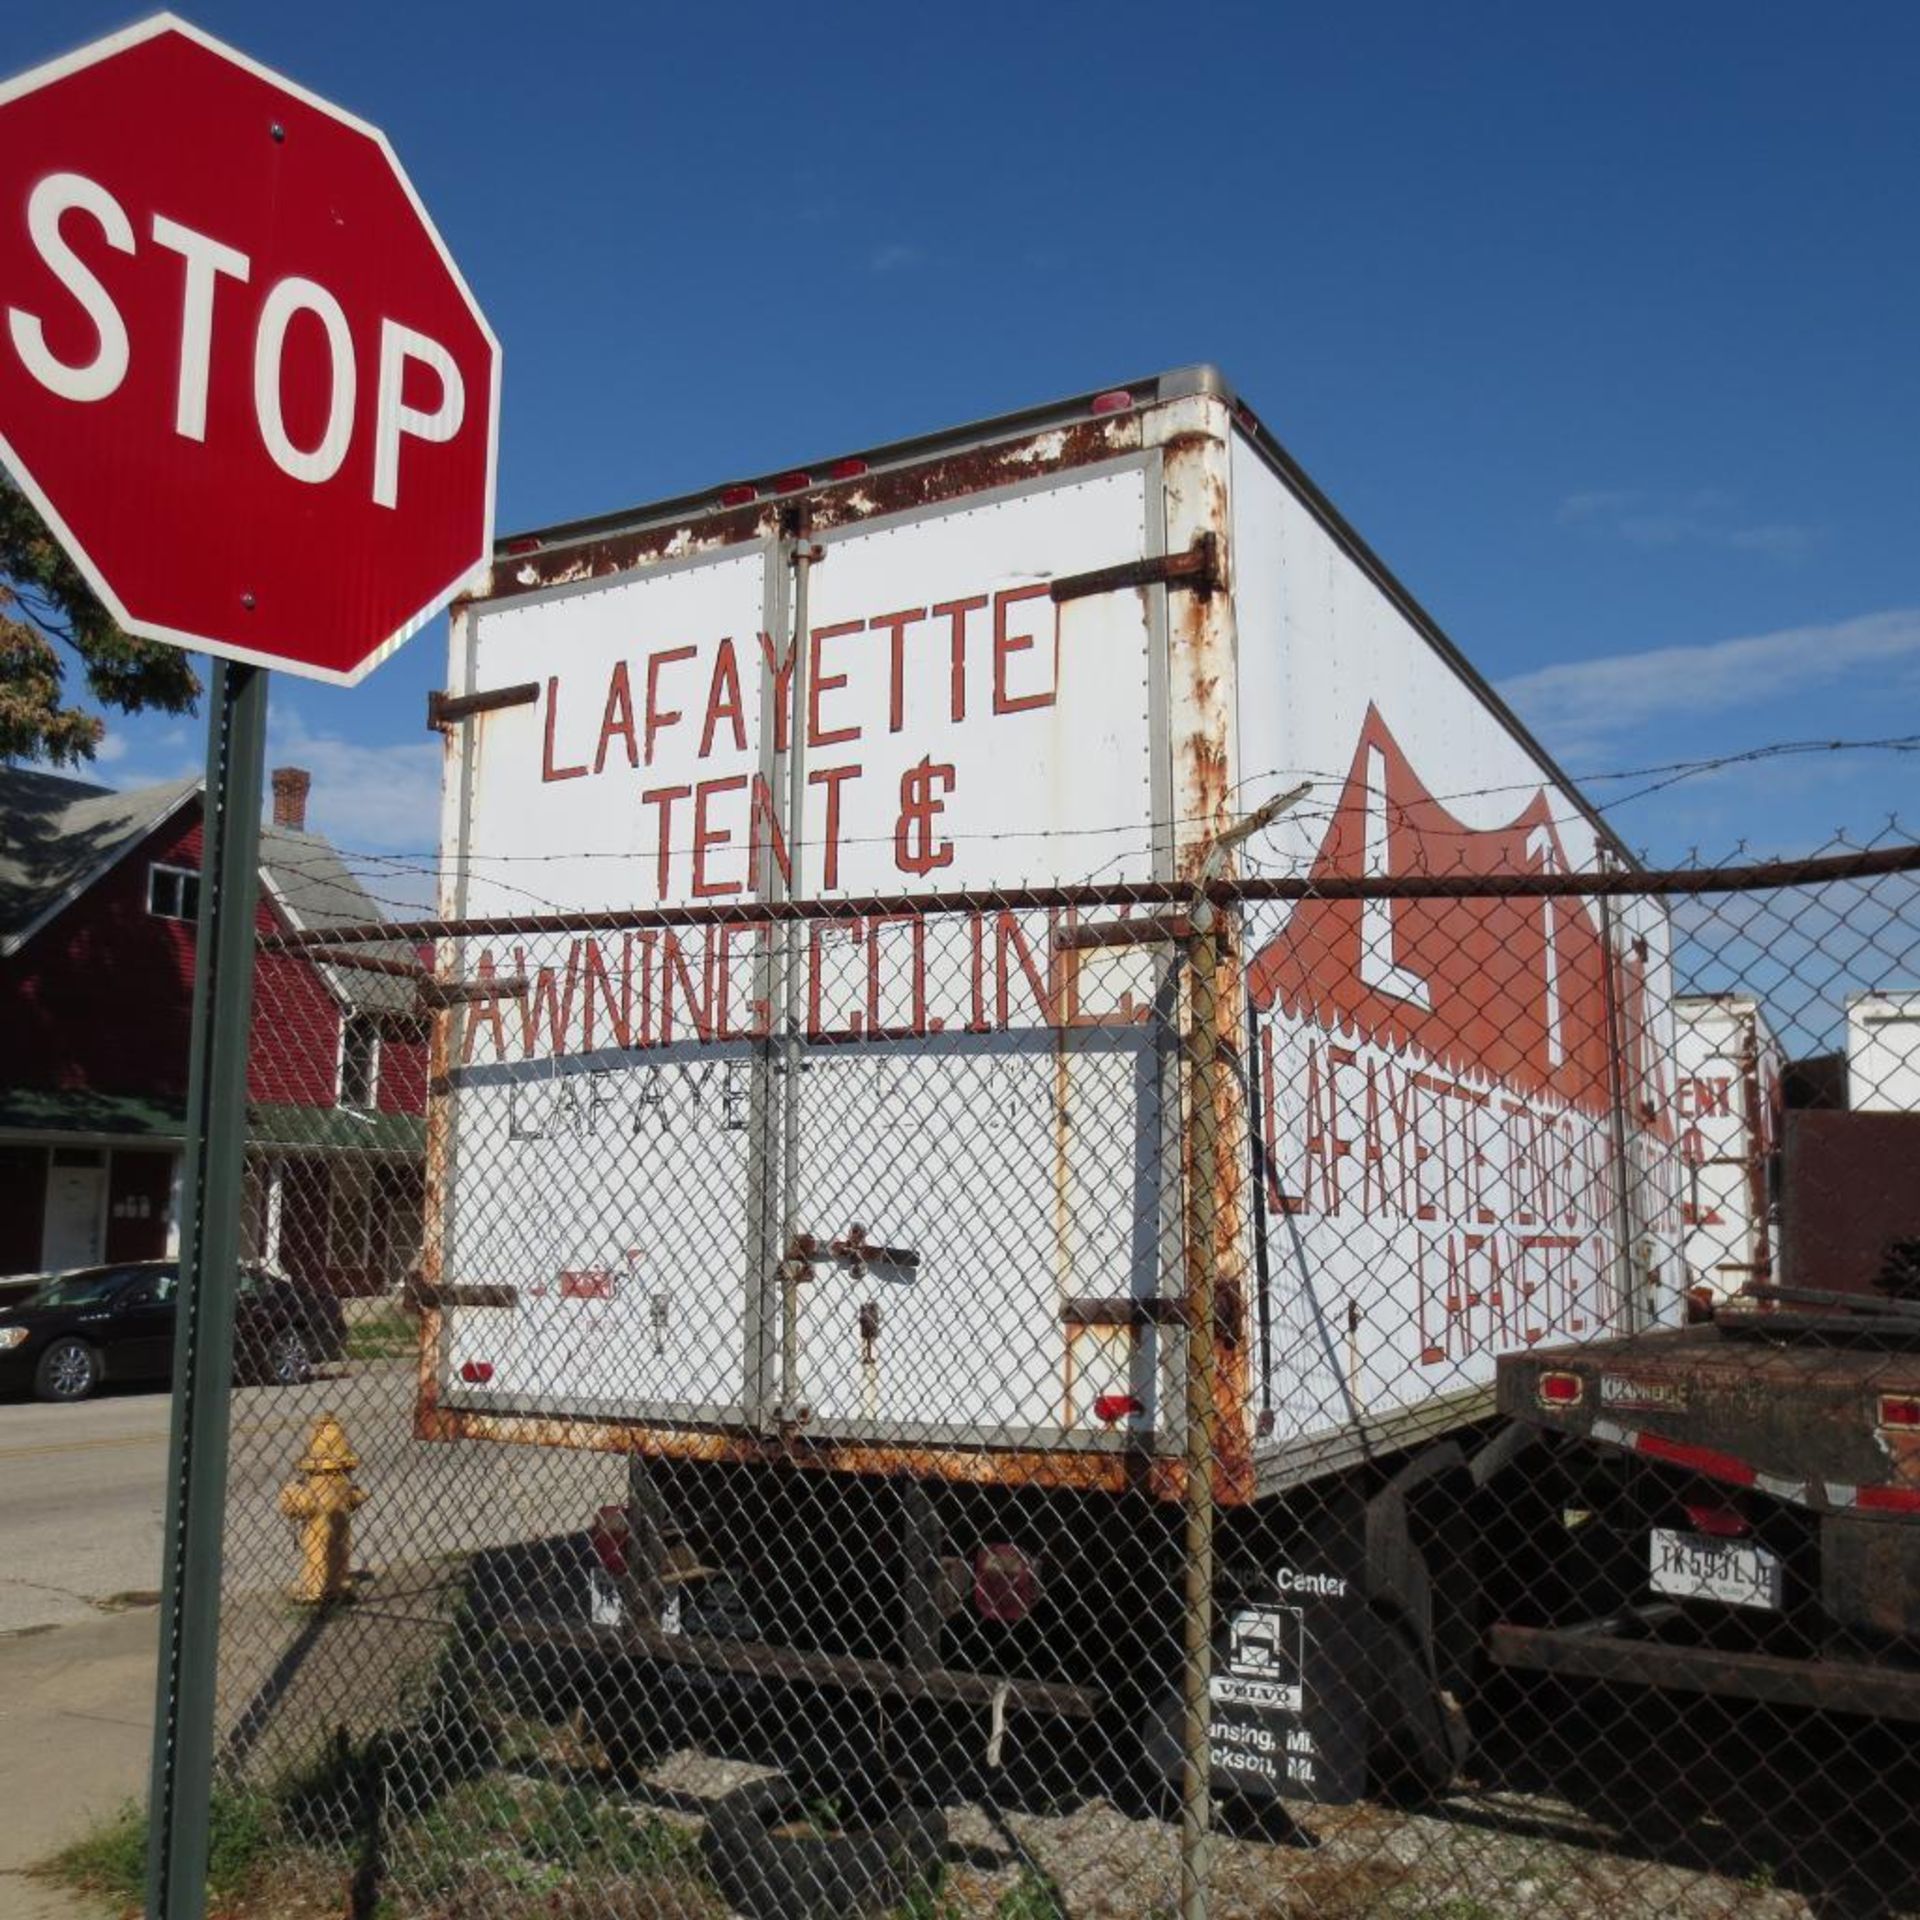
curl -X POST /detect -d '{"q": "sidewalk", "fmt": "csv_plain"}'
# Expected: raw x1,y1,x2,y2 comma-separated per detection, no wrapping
0,1608,157,1919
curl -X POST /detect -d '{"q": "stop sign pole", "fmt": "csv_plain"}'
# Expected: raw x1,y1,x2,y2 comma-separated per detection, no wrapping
152,655,269,1919
0,19,498,1919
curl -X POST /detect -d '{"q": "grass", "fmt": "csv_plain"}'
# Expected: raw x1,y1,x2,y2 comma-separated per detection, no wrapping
995,1867,1071,1920
344,1307,419,1363
45,1762,726,1920
892,1862,1071,1920
42,1802,147,1911
384,1774,723,1918
42,1760,722,1919
45,1785,282,1912
406,1776,702,1888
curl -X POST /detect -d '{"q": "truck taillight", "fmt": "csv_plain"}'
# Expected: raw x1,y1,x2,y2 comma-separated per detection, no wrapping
1538,1371,1583,1408
589,1504,628,1577
1682,1497,1751,1539
458,1360,494,1384
973,1545,1039,1623
1089,388,1132,415
825,456,867,480
1879,1394,1920,1430
716,482,756,507
771,470,811,494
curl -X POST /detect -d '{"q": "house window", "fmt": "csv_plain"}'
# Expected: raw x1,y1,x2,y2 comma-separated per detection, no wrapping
148,864,200,922
338,1015,380,1110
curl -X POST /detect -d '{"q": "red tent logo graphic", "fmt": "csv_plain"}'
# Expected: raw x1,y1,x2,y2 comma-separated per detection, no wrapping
1247,706,1659,1121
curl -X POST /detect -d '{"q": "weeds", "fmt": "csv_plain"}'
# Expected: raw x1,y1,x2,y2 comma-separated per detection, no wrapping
44,1785,283,1911
43,1767,716,1919
344,1309,418,1363
393,1774,708,1906
42,1801,147,1910
996,1866,1071,1920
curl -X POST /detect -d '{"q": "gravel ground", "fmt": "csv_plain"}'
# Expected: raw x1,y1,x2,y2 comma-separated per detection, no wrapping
612,1741,1898,1920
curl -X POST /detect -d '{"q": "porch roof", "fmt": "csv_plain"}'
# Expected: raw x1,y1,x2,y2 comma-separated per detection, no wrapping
0,1090,422,1157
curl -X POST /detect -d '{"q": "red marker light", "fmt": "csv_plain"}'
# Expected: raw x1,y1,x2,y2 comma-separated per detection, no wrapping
1538,1371,1583,1408
771,470,812,494
1093,1393,1144,1423
1879,1395,1920,1430
501,535,541,556
589,1504,629,1577
974,1544,1040,1622
458,1360,494,1385
825,456,868,480
1089,389,1133,415
716,483,757,508
1682,1498,1750,1539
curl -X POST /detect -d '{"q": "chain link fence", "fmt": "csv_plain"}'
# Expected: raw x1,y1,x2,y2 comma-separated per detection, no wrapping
194,835,1920,1920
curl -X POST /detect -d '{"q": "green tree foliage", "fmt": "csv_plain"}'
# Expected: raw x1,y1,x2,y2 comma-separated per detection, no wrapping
0,474,199,764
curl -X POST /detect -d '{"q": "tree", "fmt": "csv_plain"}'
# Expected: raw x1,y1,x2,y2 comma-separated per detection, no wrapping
0,474,199,765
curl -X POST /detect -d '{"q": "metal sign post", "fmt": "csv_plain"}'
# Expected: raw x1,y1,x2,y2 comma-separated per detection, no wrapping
145,662,270,1919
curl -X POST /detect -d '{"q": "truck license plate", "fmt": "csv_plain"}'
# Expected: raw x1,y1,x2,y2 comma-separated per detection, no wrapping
1649,1528,1783,1610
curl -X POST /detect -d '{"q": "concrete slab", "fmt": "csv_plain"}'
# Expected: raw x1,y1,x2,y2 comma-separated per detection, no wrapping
0,1607,157,1918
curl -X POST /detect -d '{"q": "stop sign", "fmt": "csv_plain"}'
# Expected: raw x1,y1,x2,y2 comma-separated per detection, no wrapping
0,17,498,683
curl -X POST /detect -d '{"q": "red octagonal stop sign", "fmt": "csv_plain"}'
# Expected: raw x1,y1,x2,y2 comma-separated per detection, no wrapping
0,16,499,683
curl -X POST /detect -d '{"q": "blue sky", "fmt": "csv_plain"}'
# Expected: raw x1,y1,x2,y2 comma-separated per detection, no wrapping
8,0,1917,886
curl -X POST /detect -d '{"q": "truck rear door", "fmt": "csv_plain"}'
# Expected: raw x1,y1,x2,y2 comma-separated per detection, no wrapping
439,537,775,1426
770,461,1165,1444
434,446,1179,1449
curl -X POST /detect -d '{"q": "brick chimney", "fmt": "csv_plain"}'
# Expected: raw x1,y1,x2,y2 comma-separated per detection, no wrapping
270,766,311,833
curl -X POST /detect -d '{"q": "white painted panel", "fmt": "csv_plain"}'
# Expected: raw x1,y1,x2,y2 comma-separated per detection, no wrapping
460,547,771,919
441,1047,756,1421
1230,433,1683,1454
442,547,773,1422
1672,997,1781,1299
797,468,1157,895
1849,991,1920,1113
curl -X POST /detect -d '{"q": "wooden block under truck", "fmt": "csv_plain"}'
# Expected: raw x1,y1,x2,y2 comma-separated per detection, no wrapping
415,367,1681,1807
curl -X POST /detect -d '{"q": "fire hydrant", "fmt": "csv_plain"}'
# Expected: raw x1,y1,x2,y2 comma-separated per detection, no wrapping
278,1415,368,1605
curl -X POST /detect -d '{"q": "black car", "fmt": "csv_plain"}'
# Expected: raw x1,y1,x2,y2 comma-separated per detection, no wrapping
0,1260,347,1402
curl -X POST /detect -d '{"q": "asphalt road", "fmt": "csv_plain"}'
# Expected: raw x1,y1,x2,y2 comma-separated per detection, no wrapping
0,1362,625,1635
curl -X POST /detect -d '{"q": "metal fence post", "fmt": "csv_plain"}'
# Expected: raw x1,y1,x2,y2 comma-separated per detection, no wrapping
146,660,270,1920
1178,784,1310,1920
1179,888,1222,1920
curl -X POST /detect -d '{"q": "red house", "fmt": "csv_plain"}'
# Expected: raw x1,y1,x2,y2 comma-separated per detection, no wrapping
0,763,427,1292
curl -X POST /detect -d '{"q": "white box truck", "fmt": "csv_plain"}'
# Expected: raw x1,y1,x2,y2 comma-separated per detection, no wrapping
416,368,1681,1806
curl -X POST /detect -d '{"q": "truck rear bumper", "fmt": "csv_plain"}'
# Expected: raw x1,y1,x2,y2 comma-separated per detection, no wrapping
1489,1608,1920,1722
499,1615,1104,1723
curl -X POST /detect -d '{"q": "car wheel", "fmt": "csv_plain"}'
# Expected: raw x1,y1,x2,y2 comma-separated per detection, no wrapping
35,1337,99,1403
265,1327,312,1387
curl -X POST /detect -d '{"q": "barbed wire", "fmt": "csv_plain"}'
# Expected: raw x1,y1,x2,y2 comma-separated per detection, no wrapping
257,730,1920,926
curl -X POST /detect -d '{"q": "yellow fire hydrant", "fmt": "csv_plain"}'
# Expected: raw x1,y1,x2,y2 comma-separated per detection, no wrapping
278,1414,368,1605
